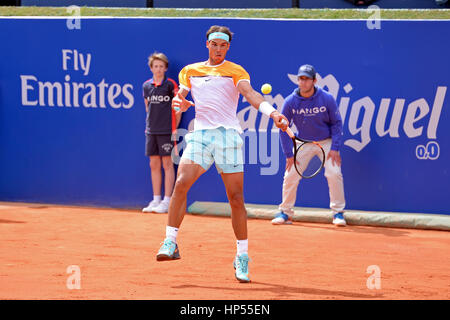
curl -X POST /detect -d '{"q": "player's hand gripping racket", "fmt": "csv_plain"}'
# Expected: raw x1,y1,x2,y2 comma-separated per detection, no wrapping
173,92,194,112
282,120,326,179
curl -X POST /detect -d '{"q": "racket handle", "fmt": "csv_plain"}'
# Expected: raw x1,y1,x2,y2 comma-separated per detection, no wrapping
281,119,295,138
285,127,295,138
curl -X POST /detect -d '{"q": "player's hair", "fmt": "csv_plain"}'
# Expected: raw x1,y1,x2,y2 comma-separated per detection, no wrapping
148,52,169,68
206,25,233,42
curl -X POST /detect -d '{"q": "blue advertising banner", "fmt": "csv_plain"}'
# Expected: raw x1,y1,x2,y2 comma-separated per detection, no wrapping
0,17,449,214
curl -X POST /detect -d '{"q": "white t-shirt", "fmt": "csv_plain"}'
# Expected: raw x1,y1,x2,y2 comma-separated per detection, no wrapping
178,60,250,133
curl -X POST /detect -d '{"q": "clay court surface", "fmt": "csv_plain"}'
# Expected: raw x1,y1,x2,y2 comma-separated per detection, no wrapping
0,202,449,300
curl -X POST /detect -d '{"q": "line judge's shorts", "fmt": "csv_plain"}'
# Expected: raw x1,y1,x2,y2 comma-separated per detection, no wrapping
145,134,174,157
181,127,244,174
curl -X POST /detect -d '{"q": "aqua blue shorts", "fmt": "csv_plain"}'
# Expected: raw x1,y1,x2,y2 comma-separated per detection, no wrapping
182,127,244,174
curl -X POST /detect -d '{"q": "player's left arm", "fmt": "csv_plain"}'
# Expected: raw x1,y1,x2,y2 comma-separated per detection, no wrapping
237,80,288,131
327,96,343,167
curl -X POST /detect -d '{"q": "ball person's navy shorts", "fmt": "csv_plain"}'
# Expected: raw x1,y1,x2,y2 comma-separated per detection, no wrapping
145,134,174,156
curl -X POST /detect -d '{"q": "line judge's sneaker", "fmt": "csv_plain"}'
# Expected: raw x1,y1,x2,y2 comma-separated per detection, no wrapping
156,238,181,261
233,253,251,283
153,200,170,213
271,212,293,225
142,199,161,213
332,212,347,226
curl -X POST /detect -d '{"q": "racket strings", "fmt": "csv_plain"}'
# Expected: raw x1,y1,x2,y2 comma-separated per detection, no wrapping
294,142,325,178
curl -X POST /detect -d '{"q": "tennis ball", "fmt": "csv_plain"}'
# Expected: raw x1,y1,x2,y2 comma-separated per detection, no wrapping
261,83,272,95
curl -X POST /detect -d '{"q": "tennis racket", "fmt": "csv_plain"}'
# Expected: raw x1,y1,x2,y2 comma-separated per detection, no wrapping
283,125,325,179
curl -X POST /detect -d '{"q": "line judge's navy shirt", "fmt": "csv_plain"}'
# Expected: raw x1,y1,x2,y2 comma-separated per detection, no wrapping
142,76,178,135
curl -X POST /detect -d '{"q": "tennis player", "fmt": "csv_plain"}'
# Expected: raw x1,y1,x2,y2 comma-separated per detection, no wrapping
156,25,288,283
272,64,347,226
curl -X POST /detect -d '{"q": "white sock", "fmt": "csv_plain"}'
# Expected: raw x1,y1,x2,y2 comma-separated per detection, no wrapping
166,226,178,243
154,195,161,202
236,239,248,255
163,196,171,203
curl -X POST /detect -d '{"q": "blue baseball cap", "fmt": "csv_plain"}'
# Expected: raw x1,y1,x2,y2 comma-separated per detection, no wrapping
297,64,316,79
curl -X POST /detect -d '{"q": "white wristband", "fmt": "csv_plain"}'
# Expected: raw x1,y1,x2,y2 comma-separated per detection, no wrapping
259,101,276,117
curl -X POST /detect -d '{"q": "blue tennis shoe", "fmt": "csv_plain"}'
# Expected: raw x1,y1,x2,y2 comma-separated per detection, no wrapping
156,238,181,261
233,253,251,283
